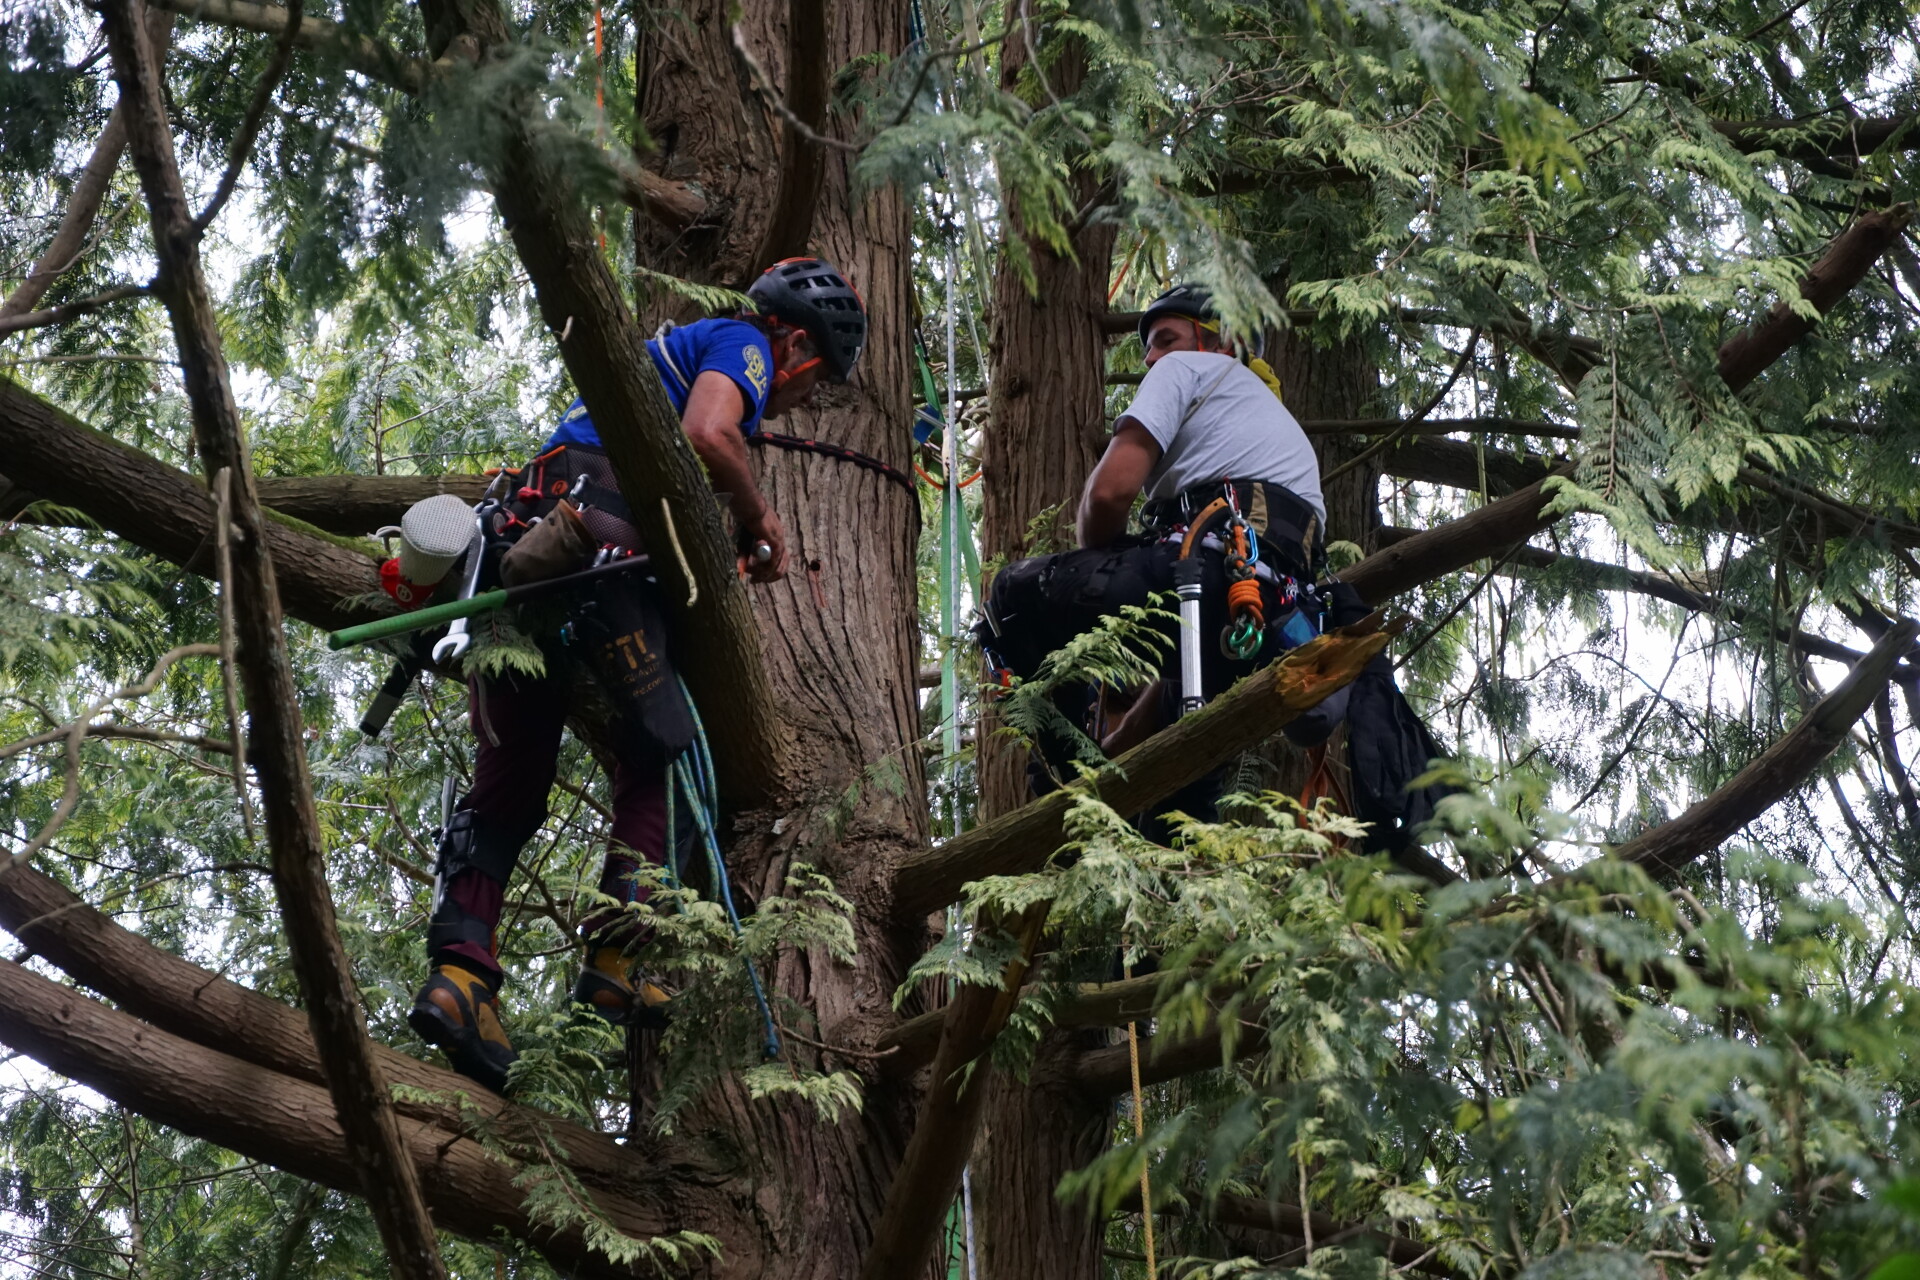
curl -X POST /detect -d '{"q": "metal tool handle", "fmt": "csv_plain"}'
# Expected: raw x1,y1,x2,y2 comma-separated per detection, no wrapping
1173,557,1206,718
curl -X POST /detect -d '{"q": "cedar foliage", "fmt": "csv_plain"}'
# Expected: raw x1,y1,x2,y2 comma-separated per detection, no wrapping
2,0,1919,1276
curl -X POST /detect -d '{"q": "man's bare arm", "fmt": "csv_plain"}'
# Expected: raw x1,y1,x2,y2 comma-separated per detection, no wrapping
681,369,788,581
1075,420,1161,549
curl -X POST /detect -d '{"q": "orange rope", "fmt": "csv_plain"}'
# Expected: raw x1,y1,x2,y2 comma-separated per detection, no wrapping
914,463,982,489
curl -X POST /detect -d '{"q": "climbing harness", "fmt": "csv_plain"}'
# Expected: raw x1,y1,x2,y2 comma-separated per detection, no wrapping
746,432,919,506
663,675,783,1060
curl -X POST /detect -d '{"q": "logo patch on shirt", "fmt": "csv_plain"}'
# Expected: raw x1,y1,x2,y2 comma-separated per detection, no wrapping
742,344,769,399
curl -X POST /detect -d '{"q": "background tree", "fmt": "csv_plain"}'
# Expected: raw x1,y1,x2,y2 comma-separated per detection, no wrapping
3,0,1920,1277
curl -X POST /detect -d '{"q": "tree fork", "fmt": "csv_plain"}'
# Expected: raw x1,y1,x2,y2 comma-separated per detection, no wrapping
424,0,788,804
100,1,443,1269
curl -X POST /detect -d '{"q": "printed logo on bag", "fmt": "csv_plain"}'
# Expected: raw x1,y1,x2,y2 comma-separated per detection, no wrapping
614,630,652,668
743,344,769,398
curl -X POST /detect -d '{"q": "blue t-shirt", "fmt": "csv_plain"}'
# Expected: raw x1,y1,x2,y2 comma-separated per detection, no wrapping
545,318,774,449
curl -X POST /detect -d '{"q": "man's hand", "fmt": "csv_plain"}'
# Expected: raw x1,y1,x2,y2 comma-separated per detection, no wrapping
738,507,789,582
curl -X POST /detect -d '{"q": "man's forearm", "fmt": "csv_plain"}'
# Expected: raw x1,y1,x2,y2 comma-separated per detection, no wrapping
689,426,768,522
1076,492,1130,548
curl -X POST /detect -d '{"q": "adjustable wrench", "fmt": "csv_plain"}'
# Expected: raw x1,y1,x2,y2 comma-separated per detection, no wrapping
430,520,490,664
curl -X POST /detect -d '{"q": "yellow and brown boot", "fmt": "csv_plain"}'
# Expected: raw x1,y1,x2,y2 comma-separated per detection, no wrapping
572,943,672,1031
408,962,518,1094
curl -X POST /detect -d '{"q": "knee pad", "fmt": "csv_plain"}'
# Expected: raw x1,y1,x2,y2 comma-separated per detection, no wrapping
431,807,529,888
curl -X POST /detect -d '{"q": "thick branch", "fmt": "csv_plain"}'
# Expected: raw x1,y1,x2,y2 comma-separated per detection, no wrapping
0,858,688,1199
1615,620,1920,879
1713,114,1920,167
0,383,385,630
890,624,1392,919
447,11,785,802
103,2,441,1270
0,961,683,1279
857,905,1048,1280
1716,204,1913,389
251,472,490,532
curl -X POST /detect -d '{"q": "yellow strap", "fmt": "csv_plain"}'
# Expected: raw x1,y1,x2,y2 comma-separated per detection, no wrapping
1124,959,1157,1276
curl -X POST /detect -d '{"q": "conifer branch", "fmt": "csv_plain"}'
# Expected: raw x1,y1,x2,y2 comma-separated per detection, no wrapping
143,0,710,227
101,1,444,1271
889,624,1392,919
0,960,684,1278
1614,620,1920,879
0,379,386,634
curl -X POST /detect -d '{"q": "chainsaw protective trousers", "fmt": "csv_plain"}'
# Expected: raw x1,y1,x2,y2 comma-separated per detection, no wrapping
428,646,670,984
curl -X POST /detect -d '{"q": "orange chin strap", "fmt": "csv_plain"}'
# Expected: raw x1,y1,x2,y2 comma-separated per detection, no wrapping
772,355,822,391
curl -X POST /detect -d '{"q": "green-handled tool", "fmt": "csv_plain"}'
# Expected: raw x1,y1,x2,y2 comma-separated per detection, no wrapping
328,554,653,651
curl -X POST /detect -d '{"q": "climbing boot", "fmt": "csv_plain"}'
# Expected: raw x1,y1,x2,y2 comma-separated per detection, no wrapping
571,944,672,1031
409,962,517,1094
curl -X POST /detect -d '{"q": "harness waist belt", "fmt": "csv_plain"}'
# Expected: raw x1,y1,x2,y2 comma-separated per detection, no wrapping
1141,478,1321,569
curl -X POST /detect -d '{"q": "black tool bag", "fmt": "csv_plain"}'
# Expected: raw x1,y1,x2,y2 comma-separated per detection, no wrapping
489,443,642,554
567,577,696,761
975,536,1167,681
1346,653,1457,858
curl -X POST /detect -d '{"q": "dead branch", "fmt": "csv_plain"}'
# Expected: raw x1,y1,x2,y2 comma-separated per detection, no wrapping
103,0,441,1268
192,0,303,234
0,284,152,338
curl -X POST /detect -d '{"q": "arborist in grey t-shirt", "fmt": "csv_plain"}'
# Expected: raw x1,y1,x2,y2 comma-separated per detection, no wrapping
1077,284,1325,550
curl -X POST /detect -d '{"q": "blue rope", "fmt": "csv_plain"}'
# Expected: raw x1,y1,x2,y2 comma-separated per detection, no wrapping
671,677,782,1060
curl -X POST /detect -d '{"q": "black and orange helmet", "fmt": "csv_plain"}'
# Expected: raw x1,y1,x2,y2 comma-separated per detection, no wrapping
747,257,868,382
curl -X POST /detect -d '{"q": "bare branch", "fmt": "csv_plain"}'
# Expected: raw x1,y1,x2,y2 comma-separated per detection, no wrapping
0,284,152,338
192,0,304,234
1615,621,1920,879
1,644,219,869
102,0,443,1268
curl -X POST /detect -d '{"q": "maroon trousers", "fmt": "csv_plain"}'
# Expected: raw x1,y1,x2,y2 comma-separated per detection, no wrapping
436,659,669,982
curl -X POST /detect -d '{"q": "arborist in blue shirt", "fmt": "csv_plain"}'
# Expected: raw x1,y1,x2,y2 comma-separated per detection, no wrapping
409,257,868,1094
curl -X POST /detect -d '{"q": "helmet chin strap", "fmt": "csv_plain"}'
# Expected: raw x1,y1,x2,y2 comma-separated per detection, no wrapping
768,326,824,392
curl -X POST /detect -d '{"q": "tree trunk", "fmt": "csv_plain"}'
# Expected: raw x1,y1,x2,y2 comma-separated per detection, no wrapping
627,1,936,1275
1270,326,1382,550
970,27,1118,1268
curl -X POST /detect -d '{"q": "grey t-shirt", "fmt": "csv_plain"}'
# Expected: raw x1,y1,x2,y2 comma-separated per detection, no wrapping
1119,351,1326,522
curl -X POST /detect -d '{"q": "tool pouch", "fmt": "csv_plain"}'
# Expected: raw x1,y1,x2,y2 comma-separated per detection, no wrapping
569,580,696,761
500,501,597,588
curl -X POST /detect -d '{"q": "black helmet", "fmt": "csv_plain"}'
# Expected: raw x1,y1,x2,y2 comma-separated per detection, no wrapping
1136,282,1266,360
748,257,868,382
1137,283,1216,347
